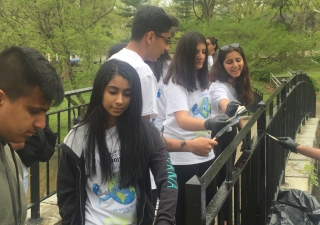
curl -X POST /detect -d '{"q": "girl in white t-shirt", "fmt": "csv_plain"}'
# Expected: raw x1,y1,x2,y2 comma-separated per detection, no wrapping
208,44,254,222
162,31,228,225
57,59,178,225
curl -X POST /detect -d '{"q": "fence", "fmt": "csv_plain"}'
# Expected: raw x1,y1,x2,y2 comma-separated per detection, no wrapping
26,72,315,224
185,71,316,225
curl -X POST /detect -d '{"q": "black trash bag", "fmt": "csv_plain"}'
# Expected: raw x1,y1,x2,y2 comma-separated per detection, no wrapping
270,189,320,225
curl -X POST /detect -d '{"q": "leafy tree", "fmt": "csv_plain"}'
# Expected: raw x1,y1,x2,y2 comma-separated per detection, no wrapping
171,0,194,20
118,0,151,27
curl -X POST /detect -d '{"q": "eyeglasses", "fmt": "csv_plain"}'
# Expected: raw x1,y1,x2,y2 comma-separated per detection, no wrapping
155,34,173,45
220,43,240,51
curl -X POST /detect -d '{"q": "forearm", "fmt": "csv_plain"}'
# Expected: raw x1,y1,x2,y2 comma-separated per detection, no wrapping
218,98,230,112
175,115,206,131
163,137,217,157
296,145,320,160
163,137,194,152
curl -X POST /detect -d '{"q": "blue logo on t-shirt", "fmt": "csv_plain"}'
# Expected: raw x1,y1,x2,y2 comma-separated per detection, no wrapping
157,89,161,98
191,97,211,118
92,172,136,205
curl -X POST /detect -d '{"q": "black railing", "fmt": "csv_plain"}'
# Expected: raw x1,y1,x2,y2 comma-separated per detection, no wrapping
185,72,316,225
27,72,315,223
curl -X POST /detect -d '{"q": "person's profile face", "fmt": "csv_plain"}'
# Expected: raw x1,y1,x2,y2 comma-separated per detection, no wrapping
147,29,172,62
0,86,51,143
194,42,207,70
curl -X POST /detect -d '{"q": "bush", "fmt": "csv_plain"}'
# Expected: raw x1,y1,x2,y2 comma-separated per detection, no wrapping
251,70,270,82
309,76,320,92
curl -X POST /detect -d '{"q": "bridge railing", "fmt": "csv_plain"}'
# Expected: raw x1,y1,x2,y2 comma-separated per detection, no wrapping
26,72,315,224
185,72,316,225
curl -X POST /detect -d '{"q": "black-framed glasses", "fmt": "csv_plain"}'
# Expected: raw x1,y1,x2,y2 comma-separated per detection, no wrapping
220,43,240,51
155,34,173,45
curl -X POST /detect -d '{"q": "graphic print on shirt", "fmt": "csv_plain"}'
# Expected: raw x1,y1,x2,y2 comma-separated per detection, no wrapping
191,97,211,118
92,172,136,206
157,89,161,98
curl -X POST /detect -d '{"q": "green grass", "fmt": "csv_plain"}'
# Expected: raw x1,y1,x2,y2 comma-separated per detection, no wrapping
251,63,320,101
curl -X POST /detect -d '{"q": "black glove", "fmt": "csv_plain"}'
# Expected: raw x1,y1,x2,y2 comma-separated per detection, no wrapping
278,137,299,153
204,117,230,134
225,100,241,117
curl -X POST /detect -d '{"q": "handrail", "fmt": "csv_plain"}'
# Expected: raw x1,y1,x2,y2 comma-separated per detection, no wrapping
270,72,281,87
26,72,316,224
185,71,316,225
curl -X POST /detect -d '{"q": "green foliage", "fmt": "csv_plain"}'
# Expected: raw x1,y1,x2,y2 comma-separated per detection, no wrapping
177,10,318,81
171,0,194,20
0,0,320,93
299,163,319,187
117,0,151,27
309,76,320,92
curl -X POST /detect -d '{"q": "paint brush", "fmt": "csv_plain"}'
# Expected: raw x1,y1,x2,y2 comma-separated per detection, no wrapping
265,133,279,142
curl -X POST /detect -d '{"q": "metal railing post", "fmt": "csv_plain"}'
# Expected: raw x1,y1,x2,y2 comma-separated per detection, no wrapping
28,162,43,223
257,101,267,225
185,175,206,225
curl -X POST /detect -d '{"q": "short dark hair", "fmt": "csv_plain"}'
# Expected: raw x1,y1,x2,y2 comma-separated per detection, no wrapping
206,36,219,53
107,42,127,59
164,31,209,91
131,5,179,41
0,46,64,106
210,45,254,106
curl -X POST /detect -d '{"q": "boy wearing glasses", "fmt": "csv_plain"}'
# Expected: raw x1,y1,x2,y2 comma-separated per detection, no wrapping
109,5,178,121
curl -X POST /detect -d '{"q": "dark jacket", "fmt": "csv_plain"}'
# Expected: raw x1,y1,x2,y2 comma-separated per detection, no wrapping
0,140,27,225
16,127,57,167
57,123,178,225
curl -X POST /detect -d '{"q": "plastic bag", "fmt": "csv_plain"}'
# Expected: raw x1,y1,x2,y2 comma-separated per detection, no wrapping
270,189,320,225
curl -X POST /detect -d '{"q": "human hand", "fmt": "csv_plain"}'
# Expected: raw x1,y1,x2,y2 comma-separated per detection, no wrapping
225,100,241,117
188,137,218,157
204,117,230,134
278,137,299,153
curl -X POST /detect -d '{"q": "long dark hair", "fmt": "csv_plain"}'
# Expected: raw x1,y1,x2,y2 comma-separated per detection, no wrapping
79,59,153,187
145,51,171,82
163,31,209,91
210,46,254,106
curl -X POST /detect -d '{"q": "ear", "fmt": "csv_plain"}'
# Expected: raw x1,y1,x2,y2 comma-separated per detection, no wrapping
146,31,154,44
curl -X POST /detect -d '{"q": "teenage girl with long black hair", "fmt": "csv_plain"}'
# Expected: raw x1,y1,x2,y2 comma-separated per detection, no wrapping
57,59,178,225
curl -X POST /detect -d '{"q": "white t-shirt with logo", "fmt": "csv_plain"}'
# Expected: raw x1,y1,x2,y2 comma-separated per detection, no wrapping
152,60,170,131
85,127,137,225
150,60,170,190
109,48,158,118
163,79,215,165
209,81,237,119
